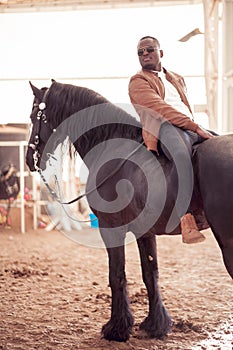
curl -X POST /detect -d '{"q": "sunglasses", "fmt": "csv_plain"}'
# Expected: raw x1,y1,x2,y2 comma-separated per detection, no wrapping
137,46,158,56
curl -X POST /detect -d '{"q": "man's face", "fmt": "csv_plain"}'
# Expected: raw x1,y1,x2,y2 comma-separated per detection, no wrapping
137,38,163,71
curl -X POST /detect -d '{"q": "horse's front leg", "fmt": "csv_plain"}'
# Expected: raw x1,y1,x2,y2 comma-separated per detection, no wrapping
137,234,172,338
101,233,134,342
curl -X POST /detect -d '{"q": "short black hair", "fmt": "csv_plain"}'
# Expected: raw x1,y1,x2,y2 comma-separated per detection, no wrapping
139,36,160,48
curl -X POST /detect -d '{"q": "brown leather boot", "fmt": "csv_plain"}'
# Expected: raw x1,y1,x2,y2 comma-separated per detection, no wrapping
181,213,206,244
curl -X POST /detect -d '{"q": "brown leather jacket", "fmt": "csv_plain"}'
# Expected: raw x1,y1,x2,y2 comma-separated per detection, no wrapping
128,68,199,152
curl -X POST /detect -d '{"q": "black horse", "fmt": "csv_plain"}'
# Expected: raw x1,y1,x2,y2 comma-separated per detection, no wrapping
26,80,233,342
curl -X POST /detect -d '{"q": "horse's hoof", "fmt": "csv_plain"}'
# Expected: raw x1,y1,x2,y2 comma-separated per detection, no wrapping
139,316,173,339
101,320,132,342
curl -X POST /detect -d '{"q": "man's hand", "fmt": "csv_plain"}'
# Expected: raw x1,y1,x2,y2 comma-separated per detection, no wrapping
196,125,216,140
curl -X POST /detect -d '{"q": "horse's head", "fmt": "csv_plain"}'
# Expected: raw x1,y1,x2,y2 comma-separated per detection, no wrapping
26,81,57,172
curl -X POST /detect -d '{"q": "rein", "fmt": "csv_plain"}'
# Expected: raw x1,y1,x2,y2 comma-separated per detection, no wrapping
47,141,144,206
35,142,144,209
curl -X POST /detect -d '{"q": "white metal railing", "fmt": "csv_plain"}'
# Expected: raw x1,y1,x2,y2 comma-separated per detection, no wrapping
0,140,33,233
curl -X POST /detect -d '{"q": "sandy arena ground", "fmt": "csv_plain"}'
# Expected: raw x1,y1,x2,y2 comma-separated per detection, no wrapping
0,209,232,350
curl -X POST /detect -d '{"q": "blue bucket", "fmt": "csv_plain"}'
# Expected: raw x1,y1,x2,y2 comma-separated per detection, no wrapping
89,213,99,229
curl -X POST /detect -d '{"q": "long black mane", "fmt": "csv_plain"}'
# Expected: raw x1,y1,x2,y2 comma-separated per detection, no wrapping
46,81,109,127
46,81,143,157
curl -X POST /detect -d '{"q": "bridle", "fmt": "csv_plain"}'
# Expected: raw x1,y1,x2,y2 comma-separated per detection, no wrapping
28,88,62,201
28,88,94,210
28,88,56,172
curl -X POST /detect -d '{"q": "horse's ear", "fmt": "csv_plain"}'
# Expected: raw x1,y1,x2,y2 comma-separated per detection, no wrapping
51,79,56,83
29,81,44,100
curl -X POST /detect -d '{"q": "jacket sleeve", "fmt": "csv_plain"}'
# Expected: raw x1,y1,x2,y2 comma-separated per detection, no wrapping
128,75,199,132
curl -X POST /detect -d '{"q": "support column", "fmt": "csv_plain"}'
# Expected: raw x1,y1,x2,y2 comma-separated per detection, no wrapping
203,0,221,132
222,0,233,133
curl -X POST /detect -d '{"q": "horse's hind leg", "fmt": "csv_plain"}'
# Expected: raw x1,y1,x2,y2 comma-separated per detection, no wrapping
221,239,233,278
101,234,134,342
137,234,172,338
214,233,233,279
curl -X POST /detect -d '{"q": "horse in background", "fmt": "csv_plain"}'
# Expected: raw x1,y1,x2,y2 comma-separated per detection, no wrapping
26,80,233,342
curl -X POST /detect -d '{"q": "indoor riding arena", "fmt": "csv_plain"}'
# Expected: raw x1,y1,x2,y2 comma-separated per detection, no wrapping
0,1,232,350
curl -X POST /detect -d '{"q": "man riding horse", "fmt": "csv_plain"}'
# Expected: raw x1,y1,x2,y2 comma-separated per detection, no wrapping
129,35,215,244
